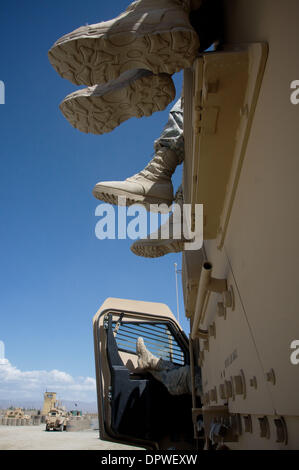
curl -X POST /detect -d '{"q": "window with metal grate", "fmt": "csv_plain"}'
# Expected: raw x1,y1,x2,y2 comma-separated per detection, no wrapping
112,321,185,366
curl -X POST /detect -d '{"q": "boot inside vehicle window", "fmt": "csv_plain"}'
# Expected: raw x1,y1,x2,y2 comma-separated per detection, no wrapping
112,318,186,369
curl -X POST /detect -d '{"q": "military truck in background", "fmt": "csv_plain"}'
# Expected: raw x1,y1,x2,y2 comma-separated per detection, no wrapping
5,408,30,421
45,408,69,432
92,0,299,450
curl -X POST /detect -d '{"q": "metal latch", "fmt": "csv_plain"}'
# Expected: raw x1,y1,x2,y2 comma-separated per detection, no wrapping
103,316,109,330
113,313,124,335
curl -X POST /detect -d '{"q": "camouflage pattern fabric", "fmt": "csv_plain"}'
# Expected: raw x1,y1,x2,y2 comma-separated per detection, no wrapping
154,98,184,163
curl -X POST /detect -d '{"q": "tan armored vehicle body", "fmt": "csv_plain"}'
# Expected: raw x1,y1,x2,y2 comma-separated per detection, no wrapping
45,408,68,432
180,0,299,449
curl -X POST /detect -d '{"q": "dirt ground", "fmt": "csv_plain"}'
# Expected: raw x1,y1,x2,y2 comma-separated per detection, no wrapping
0,424,143,450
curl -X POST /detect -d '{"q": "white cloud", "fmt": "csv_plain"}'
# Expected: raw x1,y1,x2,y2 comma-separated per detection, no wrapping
0,358,96,402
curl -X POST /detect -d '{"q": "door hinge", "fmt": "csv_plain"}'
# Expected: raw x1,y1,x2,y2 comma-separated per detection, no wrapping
103,316,109,330
108,386,113,402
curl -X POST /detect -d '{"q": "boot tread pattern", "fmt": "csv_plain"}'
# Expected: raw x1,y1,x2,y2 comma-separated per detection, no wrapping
92,190,172,210
131,240,184,257
48,29,199,86
60,74,175,134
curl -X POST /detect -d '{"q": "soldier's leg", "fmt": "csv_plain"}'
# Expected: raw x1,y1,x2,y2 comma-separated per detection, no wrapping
136,337,202,396
130,184,186,258
150,365,192,395
150,365,202,396
154,98,185,164
92,97,184,208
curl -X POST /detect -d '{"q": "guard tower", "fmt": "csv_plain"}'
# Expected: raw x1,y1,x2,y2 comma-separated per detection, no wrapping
41,392,57,416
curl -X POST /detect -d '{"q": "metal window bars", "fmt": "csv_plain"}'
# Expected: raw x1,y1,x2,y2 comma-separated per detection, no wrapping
112,321,185,366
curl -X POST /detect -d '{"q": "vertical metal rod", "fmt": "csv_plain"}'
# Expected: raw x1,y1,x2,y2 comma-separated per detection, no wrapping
189,336,199,443
174,263,180,324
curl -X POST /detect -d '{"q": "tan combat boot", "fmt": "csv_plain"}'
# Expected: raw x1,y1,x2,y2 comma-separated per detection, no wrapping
92,147,181,208
136,337,161,370
130,185,187,257
60,69,175,135
48,0,200,86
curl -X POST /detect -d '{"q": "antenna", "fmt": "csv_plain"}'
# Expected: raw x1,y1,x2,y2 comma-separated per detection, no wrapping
174,263,182,323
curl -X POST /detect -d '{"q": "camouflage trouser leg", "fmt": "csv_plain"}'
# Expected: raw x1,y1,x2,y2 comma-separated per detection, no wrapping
154,98,184,164
149,365,202,396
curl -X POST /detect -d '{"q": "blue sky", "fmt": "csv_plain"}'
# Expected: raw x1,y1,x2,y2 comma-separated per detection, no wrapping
0,0,188,402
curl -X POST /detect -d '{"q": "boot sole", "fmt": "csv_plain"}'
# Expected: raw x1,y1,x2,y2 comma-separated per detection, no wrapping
60,72,175,135
49,27,199,86
93,184,173,212
131,238,185,258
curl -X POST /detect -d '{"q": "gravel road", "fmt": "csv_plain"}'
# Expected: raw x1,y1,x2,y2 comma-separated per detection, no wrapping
0,424,143,450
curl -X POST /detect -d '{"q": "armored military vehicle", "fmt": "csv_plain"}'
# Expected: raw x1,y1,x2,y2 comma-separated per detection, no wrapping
92,0,299,450
5,408,30,421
